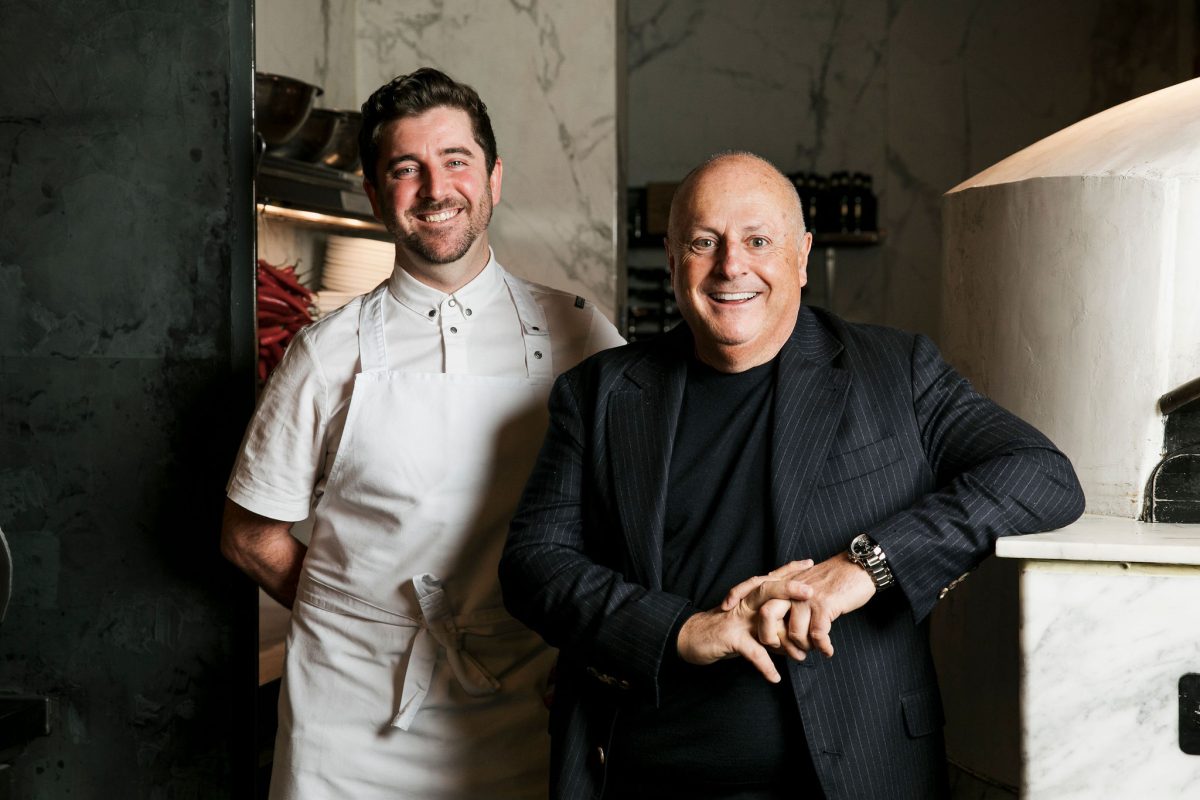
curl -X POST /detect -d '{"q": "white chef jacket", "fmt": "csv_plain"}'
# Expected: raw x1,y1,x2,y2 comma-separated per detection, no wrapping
227,251,624,522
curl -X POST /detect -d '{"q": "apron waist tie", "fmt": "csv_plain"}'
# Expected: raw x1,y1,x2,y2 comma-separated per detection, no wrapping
392,573,502,730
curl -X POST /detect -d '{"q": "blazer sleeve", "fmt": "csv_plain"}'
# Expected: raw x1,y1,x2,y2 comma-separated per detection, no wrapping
500,370,692,702
872,333,1086,623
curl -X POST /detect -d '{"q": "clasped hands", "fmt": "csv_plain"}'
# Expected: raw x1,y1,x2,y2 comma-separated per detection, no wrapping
676,553,876,683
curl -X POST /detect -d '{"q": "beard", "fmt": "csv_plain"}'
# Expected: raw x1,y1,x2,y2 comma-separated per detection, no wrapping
386,191,494,265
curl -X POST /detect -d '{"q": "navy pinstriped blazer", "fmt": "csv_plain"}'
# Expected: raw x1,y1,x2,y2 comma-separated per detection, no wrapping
500,306,1084,799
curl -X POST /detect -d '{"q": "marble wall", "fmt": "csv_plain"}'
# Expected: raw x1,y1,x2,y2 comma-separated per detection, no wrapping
626,0,1192,340
257,0,359,110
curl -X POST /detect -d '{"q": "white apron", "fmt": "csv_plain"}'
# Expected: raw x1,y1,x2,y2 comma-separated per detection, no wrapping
271,276,557,800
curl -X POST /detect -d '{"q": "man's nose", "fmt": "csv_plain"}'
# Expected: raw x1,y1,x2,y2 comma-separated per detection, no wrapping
713,241,745,278
420,167,448,200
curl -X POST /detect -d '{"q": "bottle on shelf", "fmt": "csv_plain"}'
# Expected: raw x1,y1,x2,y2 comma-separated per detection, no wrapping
851,173,865,234
855,172,878,233
835,171,853,233
627,187,647,245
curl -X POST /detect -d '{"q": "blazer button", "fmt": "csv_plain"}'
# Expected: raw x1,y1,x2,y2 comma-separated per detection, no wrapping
595,745,606,766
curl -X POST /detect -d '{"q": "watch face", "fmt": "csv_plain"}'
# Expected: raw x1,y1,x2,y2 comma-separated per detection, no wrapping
850,534,873,557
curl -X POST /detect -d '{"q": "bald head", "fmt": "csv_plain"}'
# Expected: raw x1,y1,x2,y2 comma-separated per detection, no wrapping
667,152,806,245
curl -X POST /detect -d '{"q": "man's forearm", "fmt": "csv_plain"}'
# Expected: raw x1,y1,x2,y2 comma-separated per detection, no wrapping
220,498,307,608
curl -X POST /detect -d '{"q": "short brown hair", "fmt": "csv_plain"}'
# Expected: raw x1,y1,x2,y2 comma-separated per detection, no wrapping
358,67,498,187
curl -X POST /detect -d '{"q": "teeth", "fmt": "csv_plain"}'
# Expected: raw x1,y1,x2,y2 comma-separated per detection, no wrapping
712,292,757,301
421,209,458,223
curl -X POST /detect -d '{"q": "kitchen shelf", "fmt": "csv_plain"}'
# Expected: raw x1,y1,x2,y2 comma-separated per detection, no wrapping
621,246,675,341
813,230,885,312
257,203,387,238
813,230,885,246
255,155,389,239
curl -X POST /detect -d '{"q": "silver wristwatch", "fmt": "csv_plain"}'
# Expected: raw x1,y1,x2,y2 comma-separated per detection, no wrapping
848,533,894,591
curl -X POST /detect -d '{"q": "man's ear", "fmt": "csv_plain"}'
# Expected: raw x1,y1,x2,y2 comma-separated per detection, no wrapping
363,177,383,220
489,157,503,206
796,230,813,288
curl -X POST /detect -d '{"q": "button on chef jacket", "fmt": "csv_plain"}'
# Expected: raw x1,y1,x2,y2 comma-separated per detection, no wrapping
227,250,624,522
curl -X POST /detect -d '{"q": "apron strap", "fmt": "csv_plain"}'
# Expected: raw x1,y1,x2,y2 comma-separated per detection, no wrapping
501,273,554,380
391,573,503,731
356,283,390,373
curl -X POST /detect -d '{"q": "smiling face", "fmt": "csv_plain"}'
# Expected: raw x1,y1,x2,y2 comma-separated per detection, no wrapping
667,155,812,372
363,106,502,291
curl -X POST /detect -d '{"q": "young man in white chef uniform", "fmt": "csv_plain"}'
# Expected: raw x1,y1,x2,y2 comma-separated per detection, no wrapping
221,68,624,799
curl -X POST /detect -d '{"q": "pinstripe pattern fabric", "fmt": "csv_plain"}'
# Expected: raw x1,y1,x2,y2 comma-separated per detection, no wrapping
500,306,1085,799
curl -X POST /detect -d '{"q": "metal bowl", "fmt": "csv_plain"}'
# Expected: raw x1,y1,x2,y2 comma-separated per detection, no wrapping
320,110,363,173
255,72,324,146
267,108,340,162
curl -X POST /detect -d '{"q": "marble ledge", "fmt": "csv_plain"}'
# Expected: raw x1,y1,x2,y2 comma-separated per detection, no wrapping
995,513,1200,565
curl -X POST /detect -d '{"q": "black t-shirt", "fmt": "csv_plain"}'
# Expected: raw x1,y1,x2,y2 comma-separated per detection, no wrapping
606,355,819,798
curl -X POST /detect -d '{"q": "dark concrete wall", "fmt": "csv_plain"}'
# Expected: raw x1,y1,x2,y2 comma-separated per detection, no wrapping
0,1,256,796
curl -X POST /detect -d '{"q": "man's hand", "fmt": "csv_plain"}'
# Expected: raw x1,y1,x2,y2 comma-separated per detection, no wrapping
676,560,814,683
721,553,876,659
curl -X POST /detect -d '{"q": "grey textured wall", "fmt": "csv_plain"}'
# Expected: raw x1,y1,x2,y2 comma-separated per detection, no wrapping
0,0,256,796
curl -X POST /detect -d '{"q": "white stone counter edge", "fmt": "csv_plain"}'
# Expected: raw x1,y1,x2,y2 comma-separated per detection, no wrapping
995,513,1200,565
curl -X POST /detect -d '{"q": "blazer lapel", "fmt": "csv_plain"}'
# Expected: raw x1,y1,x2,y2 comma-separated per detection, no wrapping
771,307,850,564
606,329,688,589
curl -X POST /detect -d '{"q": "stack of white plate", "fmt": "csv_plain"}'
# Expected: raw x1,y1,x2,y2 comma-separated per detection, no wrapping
322,235,394,292
315,235,395,316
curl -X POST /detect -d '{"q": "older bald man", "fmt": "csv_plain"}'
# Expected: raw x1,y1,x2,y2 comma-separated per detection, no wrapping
501,152,1083,799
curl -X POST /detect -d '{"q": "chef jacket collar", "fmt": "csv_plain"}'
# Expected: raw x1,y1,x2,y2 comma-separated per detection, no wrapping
386,249,504,322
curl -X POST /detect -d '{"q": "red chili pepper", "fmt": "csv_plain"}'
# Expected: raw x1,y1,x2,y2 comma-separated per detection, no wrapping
256,292,294,313
257,313,293,328
256,266,291,296
258,259,311,298
257,267,313,312
258,325,290,346
258,280,312,316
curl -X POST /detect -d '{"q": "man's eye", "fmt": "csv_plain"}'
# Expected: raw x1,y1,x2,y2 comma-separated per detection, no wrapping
748,236,769,248
392,166,418,178
448,160,466,167
692,238,717,251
